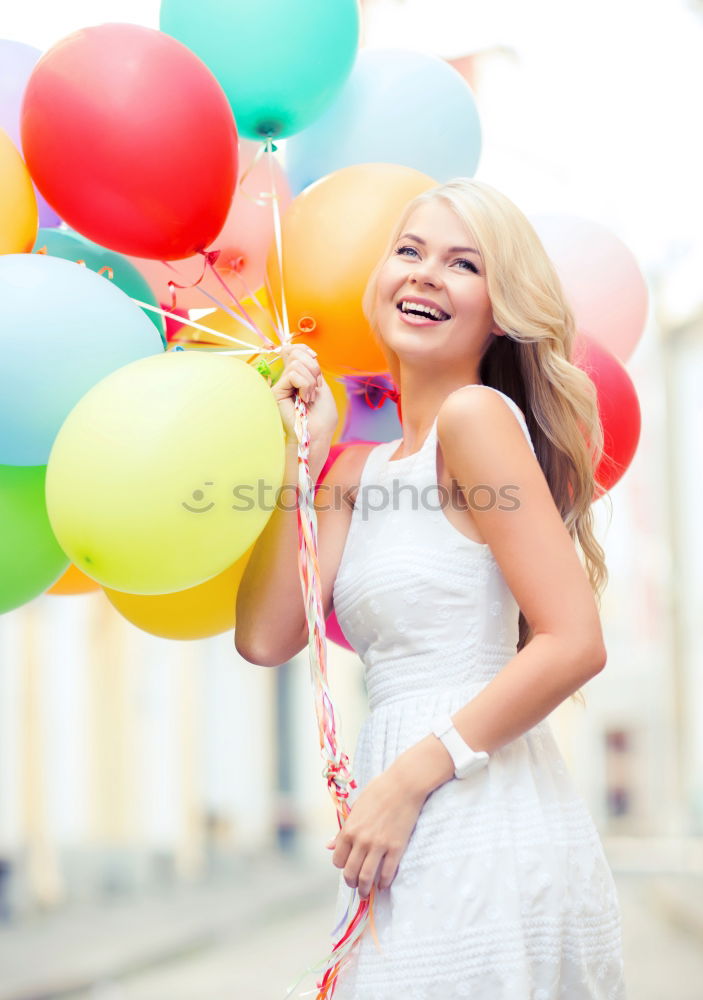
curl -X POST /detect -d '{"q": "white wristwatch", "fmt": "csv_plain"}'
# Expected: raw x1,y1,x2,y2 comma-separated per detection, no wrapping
431,714,489,780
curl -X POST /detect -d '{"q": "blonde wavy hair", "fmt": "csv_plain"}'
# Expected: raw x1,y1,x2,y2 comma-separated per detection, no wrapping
362,178,612,708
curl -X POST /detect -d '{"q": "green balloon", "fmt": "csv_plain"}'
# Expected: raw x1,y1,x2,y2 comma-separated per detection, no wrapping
33,229,166,345
0,465,69,614
160,0,359,139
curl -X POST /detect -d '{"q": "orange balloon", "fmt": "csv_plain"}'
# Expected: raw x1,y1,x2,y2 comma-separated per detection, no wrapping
324,370,350,445
47,563,101,595
0,128,38,254
103,545,255,640
266,163,437,376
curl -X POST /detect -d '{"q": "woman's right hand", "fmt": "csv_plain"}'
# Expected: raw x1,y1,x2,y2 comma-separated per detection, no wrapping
271,342,339,446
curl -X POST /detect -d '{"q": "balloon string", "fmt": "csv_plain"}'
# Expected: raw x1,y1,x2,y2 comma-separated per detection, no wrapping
128,298,270,353
165,265,261,333
160,257,272,346
257,138,378,1000
226,265,270,319
238,137,270,188
200,251,278,351
163,138,383,999
166,248,216,300
286,392,373,1000
264,137,291,342
204,138,285,341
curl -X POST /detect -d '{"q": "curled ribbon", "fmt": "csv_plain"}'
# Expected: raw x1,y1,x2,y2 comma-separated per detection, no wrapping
345,374,401,410
167,249,221,310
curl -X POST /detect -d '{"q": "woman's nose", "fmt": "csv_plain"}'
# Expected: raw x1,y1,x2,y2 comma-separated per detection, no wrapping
409,266,442,288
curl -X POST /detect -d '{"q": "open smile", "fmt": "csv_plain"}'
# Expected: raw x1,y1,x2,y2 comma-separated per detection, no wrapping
396,297,451,325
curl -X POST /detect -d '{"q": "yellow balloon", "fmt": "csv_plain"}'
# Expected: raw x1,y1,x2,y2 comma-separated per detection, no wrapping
0,128,38,254
104,544,254,639
174,288,350,442
46,351,285,594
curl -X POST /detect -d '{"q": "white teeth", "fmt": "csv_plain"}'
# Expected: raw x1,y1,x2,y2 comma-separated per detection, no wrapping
399,301,448,321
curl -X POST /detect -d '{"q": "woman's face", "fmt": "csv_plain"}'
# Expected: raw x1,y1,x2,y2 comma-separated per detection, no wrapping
374,198,499,371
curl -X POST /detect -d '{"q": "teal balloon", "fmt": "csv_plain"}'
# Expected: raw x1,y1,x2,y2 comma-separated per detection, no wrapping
159,0,359,139
0,253,164,466
0,465,69,614
33,228,166,345
285,49,482,194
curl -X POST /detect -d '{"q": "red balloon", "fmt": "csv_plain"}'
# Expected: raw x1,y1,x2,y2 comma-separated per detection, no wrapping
21,24,238,260
315,438,377,652
572,333,641,497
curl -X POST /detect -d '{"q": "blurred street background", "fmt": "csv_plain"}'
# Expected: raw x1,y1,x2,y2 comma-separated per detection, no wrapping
2,0,703,997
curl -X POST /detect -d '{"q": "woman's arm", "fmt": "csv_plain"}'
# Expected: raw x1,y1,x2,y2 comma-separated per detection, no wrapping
235,438,375,667
235,342,341,667
392,385,607,798
234,439,331,666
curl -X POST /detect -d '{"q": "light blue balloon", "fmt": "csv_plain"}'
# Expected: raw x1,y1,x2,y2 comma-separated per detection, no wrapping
285,49,482,194
159,0,359,139
0,254,164,466
33,228,167,346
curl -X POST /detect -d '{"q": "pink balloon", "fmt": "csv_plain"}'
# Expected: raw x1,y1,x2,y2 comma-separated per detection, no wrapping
129,140,291,308
530,213,649,364
326,609,354,652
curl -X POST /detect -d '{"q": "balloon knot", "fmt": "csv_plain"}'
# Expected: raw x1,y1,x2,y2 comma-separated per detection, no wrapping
255,357,273,381
298,316,316,334
199,249,221,267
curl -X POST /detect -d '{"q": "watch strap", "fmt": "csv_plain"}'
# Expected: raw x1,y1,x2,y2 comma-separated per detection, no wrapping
431,713,489,779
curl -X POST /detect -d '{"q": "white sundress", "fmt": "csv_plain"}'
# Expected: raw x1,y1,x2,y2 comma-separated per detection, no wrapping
328,386,627,999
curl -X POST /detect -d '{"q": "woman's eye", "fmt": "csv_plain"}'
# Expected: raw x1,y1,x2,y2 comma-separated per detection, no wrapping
395,245,419,258
455,258,479,273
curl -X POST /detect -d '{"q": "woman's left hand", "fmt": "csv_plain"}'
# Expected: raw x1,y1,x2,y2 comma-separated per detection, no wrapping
326,766,426,899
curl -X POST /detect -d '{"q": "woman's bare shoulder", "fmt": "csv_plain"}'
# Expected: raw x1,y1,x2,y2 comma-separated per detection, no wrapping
317,442,378,509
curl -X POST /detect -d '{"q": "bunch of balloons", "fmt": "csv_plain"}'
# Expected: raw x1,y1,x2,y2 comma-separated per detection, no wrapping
0,4,364,635
0,2,646,646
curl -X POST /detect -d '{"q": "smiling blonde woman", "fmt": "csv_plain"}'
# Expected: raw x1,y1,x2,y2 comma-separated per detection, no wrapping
236,178,626,999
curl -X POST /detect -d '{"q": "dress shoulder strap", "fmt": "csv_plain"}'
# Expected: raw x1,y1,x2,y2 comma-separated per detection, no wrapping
355,440,393,491
479,386,536,454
